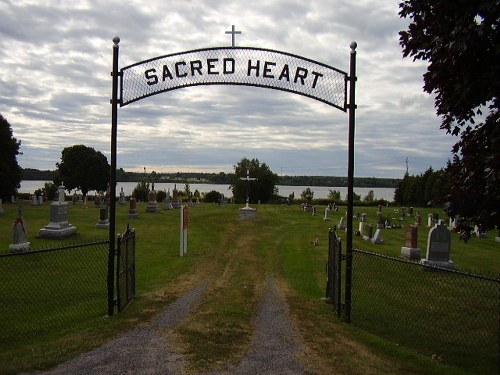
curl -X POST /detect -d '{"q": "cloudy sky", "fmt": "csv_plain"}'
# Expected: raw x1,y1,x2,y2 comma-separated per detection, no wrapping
0,0,457,178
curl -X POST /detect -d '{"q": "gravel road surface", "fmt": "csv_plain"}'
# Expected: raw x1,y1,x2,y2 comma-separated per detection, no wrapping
27,276,308,375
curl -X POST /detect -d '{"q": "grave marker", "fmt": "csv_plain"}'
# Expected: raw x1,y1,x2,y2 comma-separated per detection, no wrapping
420,221,454,269
39,185,77,238
239,169,257,220
9,206,30,253
371,228,384,244
401,225,420,260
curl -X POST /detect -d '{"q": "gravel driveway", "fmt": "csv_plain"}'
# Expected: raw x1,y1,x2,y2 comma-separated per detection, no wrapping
28,276,307,375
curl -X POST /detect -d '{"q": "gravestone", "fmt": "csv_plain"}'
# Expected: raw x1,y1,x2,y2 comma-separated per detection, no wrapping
496,229,500,243
371,228,384,244
146,184,160,212
96,205,109,229
420,221,454,269
303,203,314,213
338,216,346,230
427,213,433,227
401,225,421,260
415,211,421,226
311,206,316,216
358,221,365,236
128,197,138,219
448,215,457,230
376,211,384,229
171,185,181,209
323,206,331,221
119,187,125,204
0,199,4,215
363,224,373,241
9,206,30,253
31,195,38,206
39,185,77,238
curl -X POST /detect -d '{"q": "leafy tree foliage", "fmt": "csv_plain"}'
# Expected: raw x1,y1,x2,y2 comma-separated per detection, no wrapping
394,167,447,207
363,190,375,203
399,0,499,228
204,190,222,203
301,187,314,201
0,114,22,201
230,158,278,204
56,145,110,196
132,181,149,202
328,189,341,201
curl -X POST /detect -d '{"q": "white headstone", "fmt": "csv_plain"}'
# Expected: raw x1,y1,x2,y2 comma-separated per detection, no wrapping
338,216,346,229
371,229,384,244
323,207,331,221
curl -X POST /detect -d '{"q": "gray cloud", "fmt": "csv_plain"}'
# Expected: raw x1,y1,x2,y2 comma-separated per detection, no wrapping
0,0,455,178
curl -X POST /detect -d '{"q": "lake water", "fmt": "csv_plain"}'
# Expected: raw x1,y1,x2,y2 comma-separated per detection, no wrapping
19,181,395,201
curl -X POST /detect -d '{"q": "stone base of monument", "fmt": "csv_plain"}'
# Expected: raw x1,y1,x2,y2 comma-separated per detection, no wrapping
401,246,421,260
239,206,257,220
96,219,109,229
146,203,160,212
9,242,30,253
419,258,454,270
39,223,77,239
163,203,174,210
496,236,500,243
128,210,138,219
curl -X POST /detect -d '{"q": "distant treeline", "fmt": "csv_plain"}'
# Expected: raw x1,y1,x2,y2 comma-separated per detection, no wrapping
21,168,400,188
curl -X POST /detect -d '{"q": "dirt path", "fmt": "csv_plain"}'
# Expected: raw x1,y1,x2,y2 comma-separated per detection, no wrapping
28,276,308,375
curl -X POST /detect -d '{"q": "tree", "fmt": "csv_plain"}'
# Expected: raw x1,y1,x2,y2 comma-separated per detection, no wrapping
204,190,222,203
328,189,341,201
56,145,110,197
230,158,278,204
301,187,314,201
399,0,499,229
0,114,22,201
363,190,375,203
132,181,149,202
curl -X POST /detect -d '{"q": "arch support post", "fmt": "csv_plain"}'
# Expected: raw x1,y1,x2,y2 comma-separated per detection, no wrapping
108,36,120,317
344,41,357,324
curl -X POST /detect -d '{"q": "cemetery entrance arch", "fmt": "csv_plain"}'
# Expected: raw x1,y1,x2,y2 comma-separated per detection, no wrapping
109,37,357,321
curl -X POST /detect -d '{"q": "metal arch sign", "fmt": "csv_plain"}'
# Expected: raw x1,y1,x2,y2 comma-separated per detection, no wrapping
120,47,348,111
109,37,357,321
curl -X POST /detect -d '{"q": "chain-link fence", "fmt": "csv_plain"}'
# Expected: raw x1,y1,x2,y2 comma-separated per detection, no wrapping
351,248,499,374
0,240,109,343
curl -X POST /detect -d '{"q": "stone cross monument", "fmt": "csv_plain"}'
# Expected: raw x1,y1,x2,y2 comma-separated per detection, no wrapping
239,169,257,220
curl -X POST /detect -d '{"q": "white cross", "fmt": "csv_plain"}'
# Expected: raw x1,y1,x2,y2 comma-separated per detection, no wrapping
225,25,242,47
239,169,257,207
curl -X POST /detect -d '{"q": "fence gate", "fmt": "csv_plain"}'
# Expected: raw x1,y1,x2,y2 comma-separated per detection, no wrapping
116,225,136,312
326,227,343,318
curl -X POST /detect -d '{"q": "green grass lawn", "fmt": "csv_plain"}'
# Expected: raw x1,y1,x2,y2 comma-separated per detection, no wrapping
0,200,498,374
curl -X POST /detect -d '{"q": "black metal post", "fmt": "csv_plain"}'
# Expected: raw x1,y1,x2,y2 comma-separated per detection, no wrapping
345,41,357,324
107,36,120,317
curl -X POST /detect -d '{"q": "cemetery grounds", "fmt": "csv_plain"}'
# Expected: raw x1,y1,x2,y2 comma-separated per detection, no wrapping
0,201,498,374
